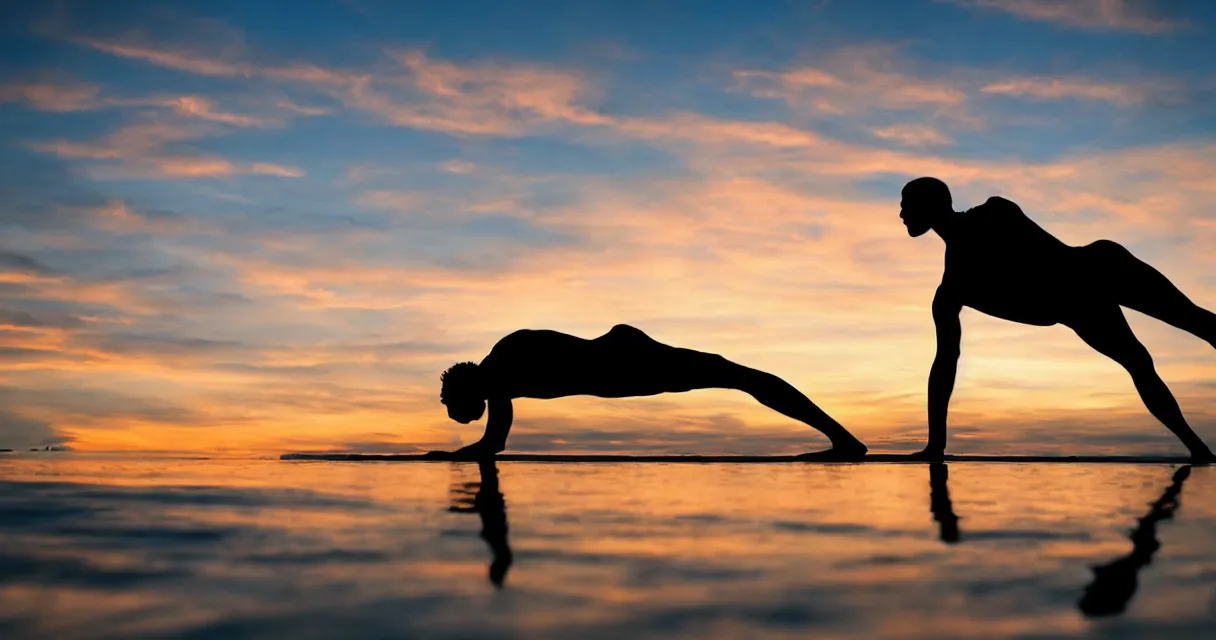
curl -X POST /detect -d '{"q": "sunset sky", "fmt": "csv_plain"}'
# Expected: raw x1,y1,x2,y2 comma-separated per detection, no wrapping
2,0,1215,455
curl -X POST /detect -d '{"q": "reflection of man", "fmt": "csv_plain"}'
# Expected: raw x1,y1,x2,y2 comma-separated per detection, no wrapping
900,177,1216,462
448,461,512,587
1078,466,1191,617
431,324,867,460
928,464,960,544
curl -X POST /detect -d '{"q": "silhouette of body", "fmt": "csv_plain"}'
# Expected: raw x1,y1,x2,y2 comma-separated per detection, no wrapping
1078,466,1191,617
448,461,512,587
430,324,866,460
900,177,1216,462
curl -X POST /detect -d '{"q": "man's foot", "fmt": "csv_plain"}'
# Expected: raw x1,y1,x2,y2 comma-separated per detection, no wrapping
906,447,945,462
795,445,867,462
1189,449,1215,465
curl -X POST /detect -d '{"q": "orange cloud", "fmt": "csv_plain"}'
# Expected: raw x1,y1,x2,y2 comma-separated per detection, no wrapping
30,121,303,179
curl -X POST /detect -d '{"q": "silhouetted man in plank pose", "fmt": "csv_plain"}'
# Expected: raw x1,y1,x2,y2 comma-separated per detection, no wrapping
429,324,868,460
900,177,1215,462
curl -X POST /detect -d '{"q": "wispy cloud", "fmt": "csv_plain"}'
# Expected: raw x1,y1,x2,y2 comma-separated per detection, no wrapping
981,76,1178,106
0,80,103,112
73,37,350,84
944,0,1183,34
869,124,955,146
29,120,302,179
734,45,968,115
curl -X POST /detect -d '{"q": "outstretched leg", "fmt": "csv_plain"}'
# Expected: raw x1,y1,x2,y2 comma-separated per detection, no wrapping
694,354,867,459
1067,307,1214,462
1086,240,1216,347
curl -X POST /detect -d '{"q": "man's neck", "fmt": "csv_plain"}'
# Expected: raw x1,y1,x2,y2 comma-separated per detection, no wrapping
931,210,962,243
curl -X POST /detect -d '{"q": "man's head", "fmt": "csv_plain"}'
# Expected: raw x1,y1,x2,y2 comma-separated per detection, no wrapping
440,362,486,423
900,177,952,237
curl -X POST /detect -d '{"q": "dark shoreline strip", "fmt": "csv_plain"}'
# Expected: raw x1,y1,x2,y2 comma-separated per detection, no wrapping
280,453,1193,464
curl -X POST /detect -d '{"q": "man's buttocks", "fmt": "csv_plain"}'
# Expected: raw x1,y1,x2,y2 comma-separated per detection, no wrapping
951,254,1081,326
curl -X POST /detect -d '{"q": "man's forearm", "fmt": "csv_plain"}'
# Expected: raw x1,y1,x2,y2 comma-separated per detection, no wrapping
481,398,513,450
927,356,957,451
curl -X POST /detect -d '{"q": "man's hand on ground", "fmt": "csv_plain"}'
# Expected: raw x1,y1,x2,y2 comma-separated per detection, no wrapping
424,440,503,461
794,447,867,462
905,447,946,462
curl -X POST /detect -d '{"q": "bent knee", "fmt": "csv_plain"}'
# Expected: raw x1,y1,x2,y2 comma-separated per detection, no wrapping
1116,346,1156,372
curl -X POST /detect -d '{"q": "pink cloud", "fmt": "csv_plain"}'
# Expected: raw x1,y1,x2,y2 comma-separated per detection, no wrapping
869,124,955,146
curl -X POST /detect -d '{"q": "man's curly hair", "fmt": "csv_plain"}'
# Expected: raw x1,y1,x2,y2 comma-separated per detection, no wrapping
440,361,482,403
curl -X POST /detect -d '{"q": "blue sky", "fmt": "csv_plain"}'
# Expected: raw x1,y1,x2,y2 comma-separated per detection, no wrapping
1,0,1215,454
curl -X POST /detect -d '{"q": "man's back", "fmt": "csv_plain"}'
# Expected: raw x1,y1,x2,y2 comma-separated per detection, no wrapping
479,329,590,399
944,197,1076,325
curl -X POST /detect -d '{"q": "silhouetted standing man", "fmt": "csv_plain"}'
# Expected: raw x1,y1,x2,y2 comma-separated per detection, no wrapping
900,177,1215,462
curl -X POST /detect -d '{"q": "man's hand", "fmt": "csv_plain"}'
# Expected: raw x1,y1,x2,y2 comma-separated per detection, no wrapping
424,440,503,461
795,447,867,462
905,447,945,462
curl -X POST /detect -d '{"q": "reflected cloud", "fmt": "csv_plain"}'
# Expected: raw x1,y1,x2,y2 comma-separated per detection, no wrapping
927,463,1195,618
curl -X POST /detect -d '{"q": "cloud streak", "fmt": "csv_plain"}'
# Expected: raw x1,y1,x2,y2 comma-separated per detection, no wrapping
943,0,1183,33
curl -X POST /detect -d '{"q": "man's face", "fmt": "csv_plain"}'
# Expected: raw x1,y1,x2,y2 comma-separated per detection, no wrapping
444,398,486,424
900,190,934,238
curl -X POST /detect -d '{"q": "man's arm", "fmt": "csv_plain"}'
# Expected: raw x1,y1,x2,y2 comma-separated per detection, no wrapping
448,398,513,460
924,284,962,458
480,398,514,452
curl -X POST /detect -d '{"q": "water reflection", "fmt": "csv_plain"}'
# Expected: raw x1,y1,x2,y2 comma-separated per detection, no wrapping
926,462,1194,619
929,463,961,544
0,457,1213,638
448,461,512,587
1078,465,1192,618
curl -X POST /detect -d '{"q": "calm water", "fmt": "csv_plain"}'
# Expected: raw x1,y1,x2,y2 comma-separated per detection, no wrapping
1,456,1214,639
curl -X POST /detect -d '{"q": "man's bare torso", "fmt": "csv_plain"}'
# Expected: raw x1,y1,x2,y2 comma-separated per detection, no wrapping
478,325,691,400
942,197,1099,326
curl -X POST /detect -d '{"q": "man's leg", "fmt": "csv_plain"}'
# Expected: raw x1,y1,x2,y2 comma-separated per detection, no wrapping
683,352,867,457
1067,307,1215,462
1087,240,1216,347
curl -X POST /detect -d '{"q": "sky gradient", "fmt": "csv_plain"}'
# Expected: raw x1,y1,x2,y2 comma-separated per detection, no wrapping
2,0,1215,455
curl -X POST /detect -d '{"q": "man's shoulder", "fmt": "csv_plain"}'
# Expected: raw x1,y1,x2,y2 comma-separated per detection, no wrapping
972,196,1024,215
965,196,1029,229
491,328,566,353
492,329,537,351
